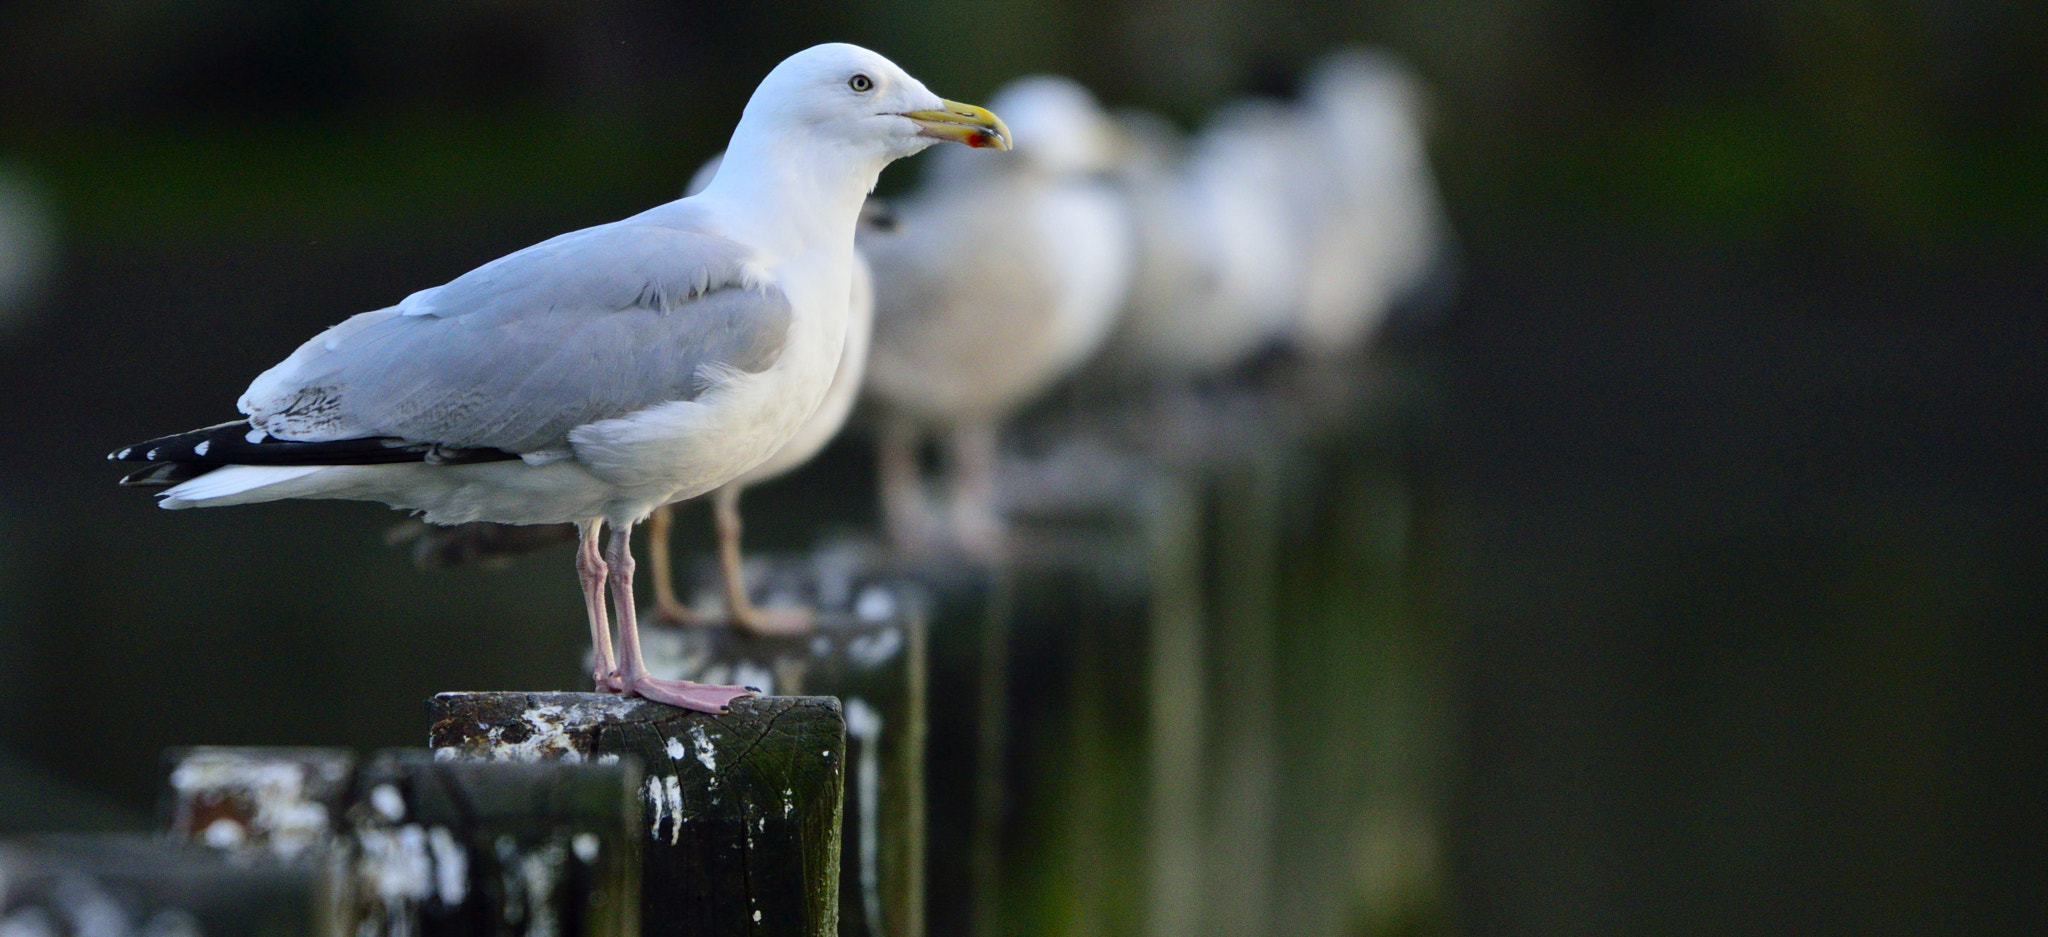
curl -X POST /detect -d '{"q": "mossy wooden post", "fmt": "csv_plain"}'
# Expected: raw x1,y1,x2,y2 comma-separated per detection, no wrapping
639,560,927,937
0,834,327,937
1202,454,1285,936
428,693,845,937
347,749,642,937
161,746,356,862
1143,474,1206,937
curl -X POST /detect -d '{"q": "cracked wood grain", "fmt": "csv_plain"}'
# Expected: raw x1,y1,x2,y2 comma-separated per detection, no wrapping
428,693,845,937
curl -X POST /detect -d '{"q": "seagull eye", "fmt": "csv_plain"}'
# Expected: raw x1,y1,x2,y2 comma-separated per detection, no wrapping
848,74,874,93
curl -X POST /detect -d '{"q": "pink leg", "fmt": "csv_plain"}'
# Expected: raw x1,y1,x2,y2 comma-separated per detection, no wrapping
879,417,937,553
575,520,622,693
945,420,1007,560
714,485,813,636
607,523,758,713
645,503,703,626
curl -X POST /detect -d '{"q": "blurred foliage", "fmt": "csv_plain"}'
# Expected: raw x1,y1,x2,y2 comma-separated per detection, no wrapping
0,0,2041,245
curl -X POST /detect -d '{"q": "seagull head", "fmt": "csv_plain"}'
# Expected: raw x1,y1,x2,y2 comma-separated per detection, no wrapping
921,74,1116,186
739,43,1012,163
987,75,1118,175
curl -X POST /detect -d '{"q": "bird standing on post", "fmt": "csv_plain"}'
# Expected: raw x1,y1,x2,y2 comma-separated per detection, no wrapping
859,75,1133,558
109,43,1012,713
642,153,888,634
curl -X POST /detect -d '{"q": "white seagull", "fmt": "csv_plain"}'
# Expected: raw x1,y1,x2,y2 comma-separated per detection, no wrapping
859,74,1133,557
1103,99,1308,378
1282,48,1447,357
110,43,1011,712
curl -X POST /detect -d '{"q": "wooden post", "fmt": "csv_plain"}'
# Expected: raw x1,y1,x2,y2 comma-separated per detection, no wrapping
0,834,327,937
1201,455,1285,937
428,693,845,937
1142,475,1206,937
638,563,926,937
161,746,356,862
346,749,642,937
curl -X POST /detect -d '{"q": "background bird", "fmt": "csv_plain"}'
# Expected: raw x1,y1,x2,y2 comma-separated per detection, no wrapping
643,153,885,634
1280,47,1449,358
860,74,1134,558
109,43,1011,712
1103,98,1308,380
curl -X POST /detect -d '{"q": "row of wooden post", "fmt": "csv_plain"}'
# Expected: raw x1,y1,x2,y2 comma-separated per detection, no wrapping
0,582,926,937
5,382,1433,937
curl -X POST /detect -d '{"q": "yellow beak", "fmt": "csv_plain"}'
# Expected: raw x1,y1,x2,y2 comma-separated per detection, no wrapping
903,100,1013,151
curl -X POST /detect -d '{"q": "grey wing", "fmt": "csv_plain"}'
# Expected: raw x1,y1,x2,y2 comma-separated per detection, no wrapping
241,221,791,453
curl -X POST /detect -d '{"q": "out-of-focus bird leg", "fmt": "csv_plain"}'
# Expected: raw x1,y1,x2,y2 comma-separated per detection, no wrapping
714,484,813,635
879,417,936,552
608,523,758,713
575,520,623,692
945,420,1007,560
645,503,701,626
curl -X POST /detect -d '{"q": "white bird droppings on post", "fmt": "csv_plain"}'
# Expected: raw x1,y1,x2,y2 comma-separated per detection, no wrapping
370,784,406,822
427,826,468,906
358,824,434,901
689,724,718,773
202,817,245,849
846,697,886,937
846,629,904,668
665,736,688,762
854,586,896,621
642,775,688,845
643,777,664,840
517,844,565,937
572,832,600,864
168,756,335,860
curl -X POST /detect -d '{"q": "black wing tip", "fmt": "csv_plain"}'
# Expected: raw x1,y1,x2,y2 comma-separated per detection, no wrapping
109,420,522,472
110,420,253,464
119,462,214,487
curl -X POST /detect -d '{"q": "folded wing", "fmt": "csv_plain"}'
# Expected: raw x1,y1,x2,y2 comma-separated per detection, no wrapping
239,217,791,455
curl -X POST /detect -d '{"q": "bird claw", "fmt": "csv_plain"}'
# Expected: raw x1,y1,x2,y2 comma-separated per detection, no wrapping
625,676,758,714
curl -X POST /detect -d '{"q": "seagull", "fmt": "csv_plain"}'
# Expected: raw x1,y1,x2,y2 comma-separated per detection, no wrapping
858,74,1133,557
1101,99,1307,379
641,153,885,634
108,43,1011,713
1282,48,1447,357
384,164,885,632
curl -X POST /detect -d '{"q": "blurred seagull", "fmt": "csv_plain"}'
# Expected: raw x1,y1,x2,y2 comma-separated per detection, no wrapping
1103,102,1307,378
860,74,1133,557
1282,48,1448,356
109,43,1011,712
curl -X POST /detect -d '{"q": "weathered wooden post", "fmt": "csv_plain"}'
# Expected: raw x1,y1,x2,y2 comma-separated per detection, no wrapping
161,746,356,862
639,557,926,937
0,834,328,937
345,749,642,937
428,693,845,937
1141,474,1206,937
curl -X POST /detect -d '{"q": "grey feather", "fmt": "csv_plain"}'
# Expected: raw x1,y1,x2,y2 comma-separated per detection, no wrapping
242,212,792,453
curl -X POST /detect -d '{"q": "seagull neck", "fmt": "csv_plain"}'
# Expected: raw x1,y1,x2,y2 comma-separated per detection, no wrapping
698,132,881,259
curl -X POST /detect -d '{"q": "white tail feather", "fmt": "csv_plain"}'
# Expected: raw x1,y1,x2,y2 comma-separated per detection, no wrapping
159,465,327,508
